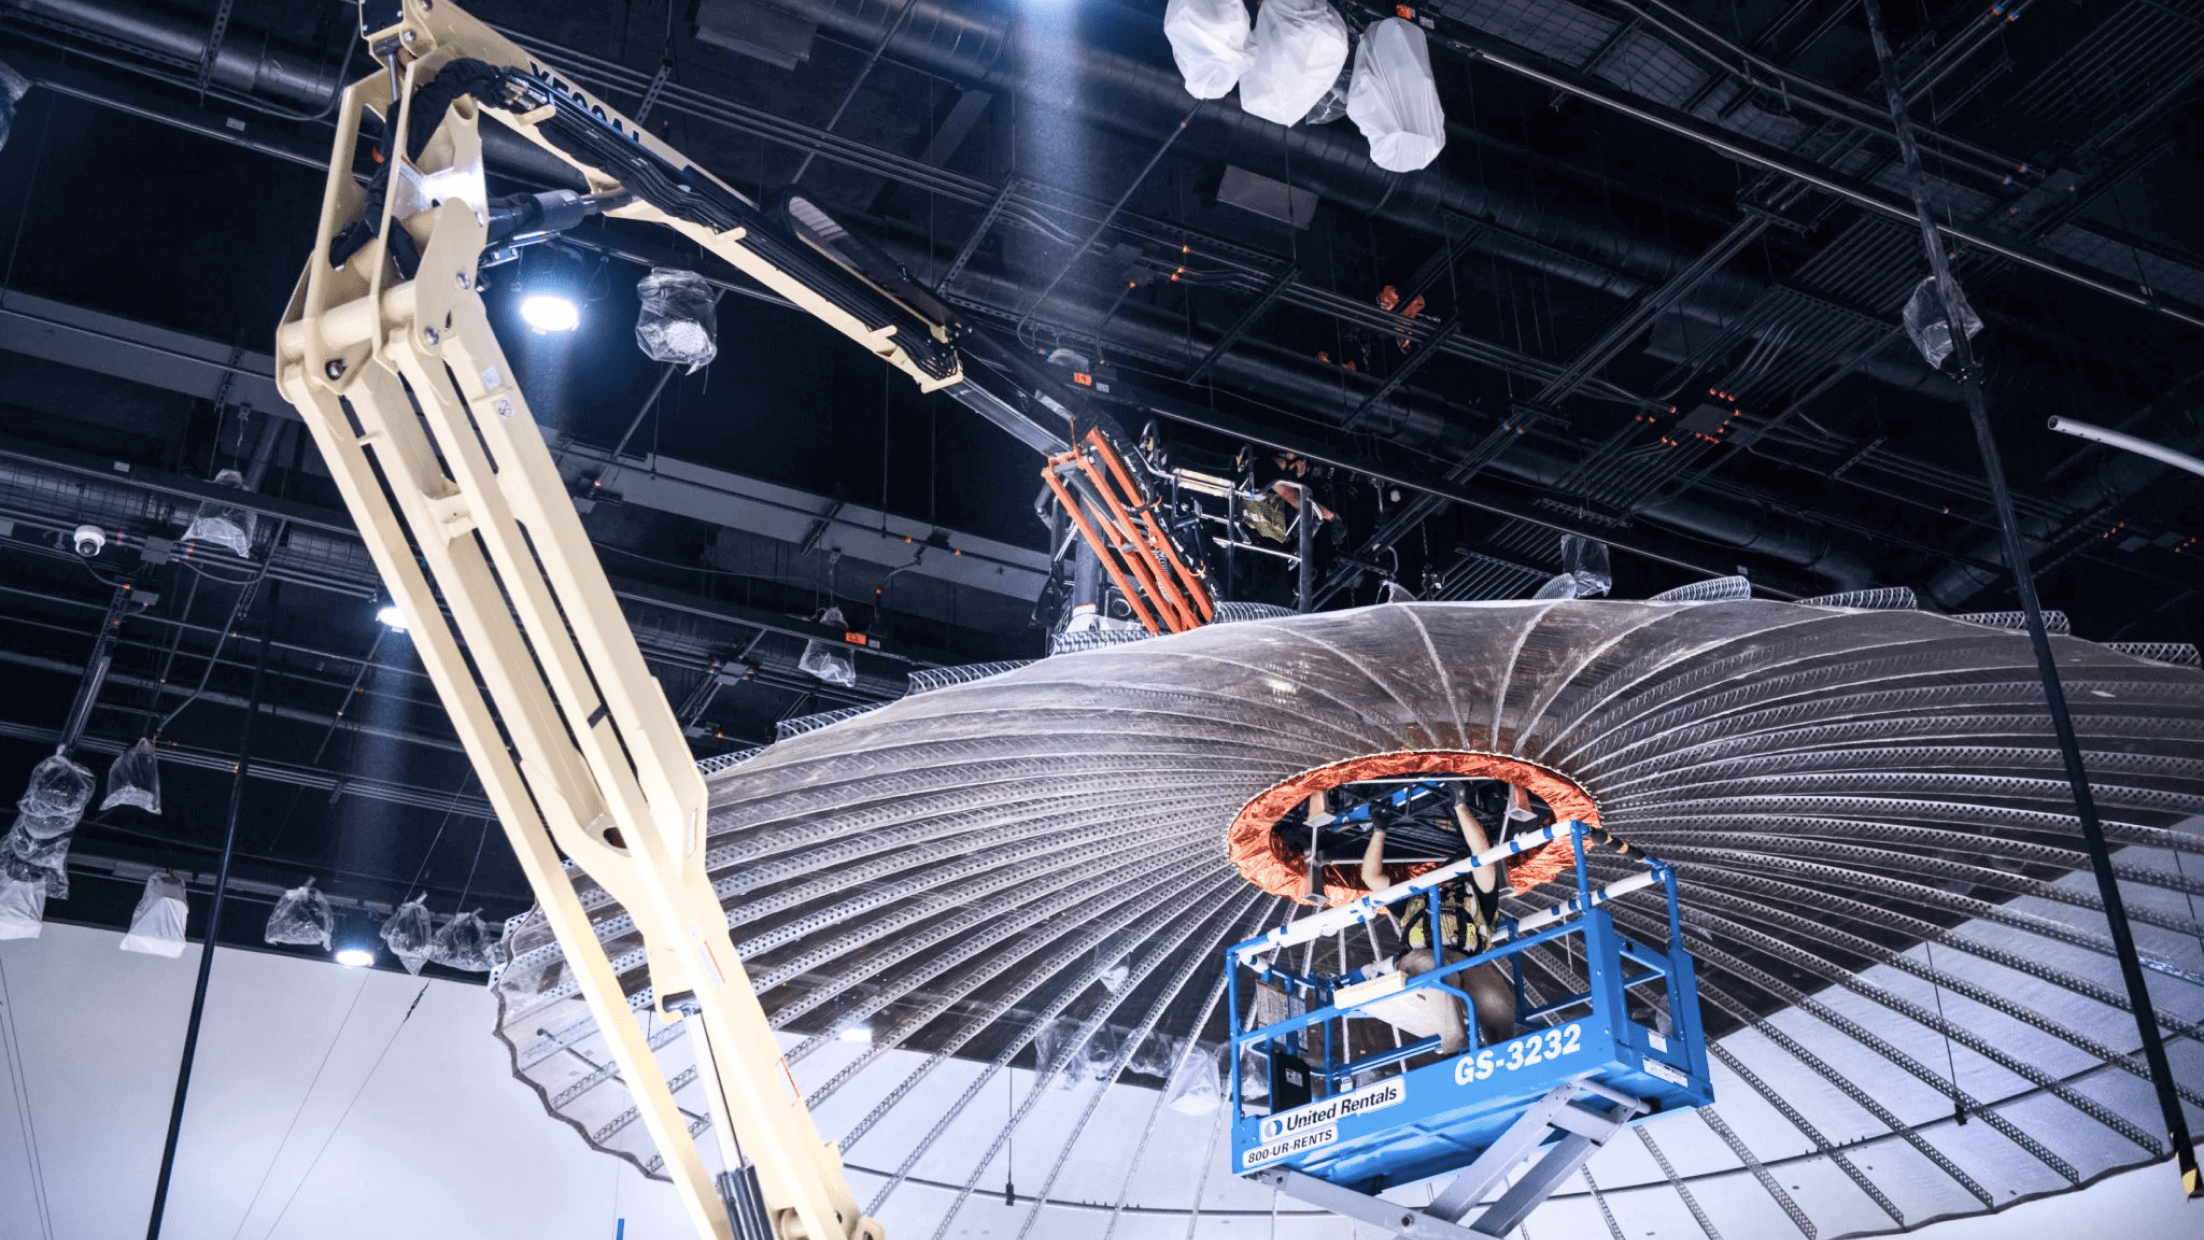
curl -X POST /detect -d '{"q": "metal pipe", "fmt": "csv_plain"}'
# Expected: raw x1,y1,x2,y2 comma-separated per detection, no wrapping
1861,0,2200,1198
1924,379,2204,608
2047,416,2204,482
144,582,274,1240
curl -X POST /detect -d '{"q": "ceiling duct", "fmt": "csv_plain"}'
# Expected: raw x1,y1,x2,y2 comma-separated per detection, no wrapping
1214,164,1318,229
797,0,1957,397
693,0,818,71
922,250,1879,589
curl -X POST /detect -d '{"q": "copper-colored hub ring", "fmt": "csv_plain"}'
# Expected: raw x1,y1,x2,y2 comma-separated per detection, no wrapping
1226,751,1599,905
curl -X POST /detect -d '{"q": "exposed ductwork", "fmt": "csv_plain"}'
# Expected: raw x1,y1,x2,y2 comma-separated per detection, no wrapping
2,0,587,187
6,0,1949,399
797,0,1953,399
933,250,1877,590
0,0,1880,589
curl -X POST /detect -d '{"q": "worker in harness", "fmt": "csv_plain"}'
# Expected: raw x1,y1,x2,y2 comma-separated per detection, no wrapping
1358,783,1536,1053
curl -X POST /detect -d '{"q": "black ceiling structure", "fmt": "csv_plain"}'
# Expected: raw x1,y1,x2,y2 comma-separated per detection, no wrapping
0,0,2198,988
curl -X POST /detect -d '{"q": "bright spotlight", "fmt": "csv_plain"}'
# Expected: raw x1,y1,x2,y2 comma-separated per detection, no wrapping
335,947,376,968
837,1025,873,1044
376,605,407,632
520,293,581,333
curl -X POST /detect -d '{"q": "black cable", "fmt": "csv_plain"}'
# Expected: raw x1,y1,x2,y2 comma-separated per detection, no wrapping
1923,939,1967,1126
146,580,276,1240
1862,0,2201,1197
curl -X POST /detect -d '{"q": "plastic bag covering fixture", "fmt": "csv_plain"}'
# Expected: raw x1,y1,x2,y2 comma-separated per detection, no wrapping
1238,0,1349,127
3,752,93,908
1300,55,1353,125
1531,535,1613,600
430,909,498,973
120,872,189,958
101,738,162,815
635,268,718,373
264,877,333,949
1164,0,1253,100
0,876,43,940
183,468,258,558
1036,1019,1118,1089
1164,1042,1224,1114
799,607,858,688
382,895,435,975
19,753,94,820
1347,18,1446,172
0,56,27,153
1903,274,1982,371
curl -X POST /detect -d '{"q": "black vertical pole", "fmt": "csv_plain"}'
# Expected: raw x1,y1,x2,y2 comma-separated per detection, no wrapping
145,582,278,1238
1860,0,2198,1197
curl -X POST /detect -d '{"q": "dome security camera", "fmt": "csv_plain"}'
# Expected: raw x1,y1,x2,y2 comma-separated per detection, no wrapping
72,524,106,558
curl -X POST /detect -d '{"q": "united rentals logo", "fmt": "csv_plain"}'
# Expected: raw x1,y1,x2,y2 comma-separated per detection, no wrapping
1256,1077,1407,1143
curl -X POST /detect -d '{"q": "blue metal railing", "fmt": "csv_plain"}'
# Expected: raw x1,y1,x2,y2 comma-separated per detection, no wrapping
1225,819,1706,1182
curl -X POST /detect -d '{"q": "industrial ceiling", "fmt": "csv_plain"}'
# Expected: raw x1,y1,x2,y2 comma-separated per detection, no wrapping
0,0,2200,1234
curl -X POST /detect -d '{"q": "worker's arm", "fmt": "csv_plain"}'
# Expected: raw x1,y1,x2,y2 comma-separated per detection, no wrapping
1451,787,1500,894
1360,825,1389,891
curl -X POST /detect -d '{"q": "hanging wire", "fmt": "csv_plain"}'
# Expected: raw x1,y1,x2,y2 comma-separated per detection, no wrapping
257,980,432,1237
1922,939,1967,1124
0,956,55,1240
226,971,375,1240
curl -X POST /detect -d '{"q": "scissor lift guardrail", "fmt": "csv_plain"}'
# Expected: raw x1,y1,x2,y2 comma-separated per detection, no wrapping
1226,820,1712,1237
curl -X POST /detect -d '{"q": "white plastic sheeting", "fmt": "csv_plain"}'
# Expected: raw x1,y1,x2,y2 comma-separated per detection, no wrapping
799,606,858,688
182,468,258,558
1163,1041,1224,1114
431,909,499,973
264,877,333,949
3,752,93,921
634,267,719,373
382,895,436,975
100,738,161,814
0,876,42,940
1531,534,1614,600
1163,0,1253,100
1237,0,1349,127
118,872,188,958
1347,17,1446,172
1903,274,1983,371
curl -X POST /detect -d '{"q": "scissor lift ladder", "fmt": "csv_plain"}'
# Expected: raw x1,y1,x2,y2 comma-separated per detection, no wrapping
1226,821,1711,1237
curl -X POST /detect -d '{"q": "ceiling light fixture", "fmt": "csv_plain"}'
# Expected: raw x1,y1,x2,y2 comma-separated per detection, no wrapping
376,604,408,632
335,946,376,968
520,292,581,333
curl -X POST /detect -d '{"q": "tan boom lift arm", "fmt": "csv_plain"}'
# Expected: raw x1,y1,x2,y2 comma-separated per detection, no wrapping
267,2,1073,1236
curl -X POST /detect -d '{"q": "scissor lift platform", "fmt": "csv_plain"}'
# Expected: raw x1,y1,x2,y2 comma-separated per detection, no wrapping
1226,820,1713,1237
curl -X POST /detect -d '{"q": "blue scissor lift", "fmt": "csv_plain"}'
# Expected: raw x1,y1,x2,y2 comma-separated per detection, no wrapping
1226,821,1713,1238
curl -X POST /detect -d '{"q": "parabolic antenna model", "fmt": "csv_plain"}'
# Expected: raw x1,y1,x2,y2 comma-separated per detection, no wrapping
491,596,2204,1238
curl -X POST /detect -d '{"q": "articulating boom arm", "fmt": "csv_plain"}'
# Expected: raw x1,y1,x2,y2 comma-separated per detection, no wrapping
266,2,1029,1237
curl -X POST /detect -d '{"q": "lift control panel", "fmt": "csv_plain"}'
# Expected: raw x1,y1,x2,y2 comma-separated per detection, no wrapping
1225,822,1711,1233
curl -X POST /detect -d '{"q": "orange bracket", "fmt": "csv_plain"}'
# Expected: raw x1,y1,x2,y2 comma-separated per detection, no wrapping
1041,429,1216,636
1043,458,1163,634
